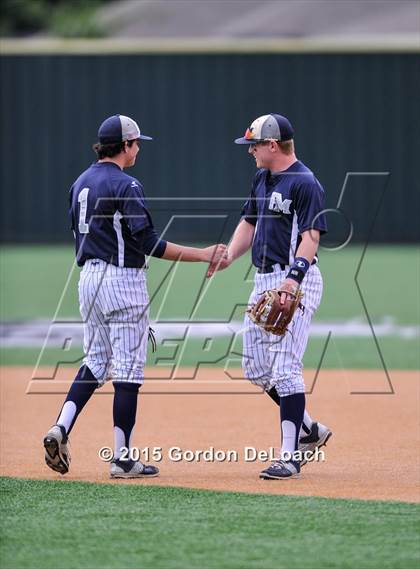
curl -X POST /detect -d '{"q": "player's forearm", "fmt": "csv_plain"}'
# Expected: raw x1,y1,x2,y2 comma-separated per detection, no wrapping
295,229,320,264
161,242,224,263
228,219,255,261
285,229,320,286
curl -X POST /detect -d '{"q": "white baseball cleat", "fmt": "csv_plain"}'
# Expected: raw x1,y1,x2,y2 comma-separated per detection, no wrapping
110,459,159,479
43,424,71,475
299,422,332,466
260,459,300,480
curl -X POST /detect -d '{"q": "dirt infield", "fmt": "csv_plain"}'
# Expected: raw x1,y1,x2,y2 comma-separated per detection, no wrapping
1,367,419,502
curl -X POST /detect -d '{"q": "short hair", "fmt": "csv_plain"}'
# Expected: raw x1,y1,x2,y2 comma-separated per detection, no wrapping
93,139,136,159
276,139,295,155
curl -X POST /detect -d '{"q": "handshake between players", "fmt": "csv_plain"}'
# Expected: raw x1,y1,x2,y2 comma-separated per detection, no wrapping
44,113,331,482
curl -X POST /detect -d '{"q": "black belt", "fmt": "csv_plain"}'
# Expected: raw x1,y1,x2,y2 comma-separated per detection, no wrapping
257,260,316,274
257,264,286,273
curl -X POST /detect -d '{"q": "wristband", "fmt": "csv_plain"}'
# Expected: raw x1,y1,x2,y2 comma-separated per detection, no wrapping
286,257,310,284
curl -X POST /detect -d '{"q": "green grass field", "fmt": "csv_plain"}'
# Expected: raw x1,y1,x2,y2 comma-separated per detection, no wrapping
1,244,419,322
1,245,419,369
1,478,419,569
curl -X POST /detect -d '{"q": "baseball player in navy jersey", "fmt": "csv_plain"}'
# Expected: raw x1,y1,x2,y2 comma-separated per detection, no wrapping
208,114,332,479
43,114,227,479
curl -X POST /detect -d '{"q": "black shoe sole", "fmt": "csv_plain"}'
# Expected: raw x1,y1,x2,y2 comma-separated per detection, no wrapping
110,473,160,479
110,470,160,479
43,436,69,475
260,472,300,480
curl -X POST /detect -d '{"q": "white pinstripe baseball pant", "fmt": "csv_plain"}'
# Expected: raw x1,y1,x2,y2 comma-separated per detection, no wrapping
243,264,323,397
79,259,150,385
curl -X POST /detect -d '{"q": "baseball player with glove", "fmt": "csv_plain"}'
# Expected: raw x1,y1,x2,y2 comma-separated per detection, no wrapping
43,114,227,479
208,114,332,479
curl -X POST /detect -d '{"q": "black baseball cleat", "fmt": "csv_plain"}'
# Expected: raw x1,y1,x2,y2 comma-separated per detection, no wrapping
43,424,71,475
260,459,300,480
110,459,160,479
299,422,332,466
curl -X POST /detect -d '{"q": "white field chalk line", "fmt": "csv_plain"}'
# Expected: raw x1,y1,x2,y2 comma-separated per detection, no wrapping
1,317,418,347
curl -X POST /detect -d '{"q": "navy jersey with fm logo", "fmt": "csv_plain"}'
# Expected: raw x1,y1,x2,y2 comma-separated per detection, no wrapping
241,160,327,268
69,162,165,268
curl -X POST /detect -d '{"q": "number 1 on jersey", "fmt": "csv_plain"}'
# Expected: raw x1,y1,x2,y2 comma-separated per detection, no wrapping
78,187,90,234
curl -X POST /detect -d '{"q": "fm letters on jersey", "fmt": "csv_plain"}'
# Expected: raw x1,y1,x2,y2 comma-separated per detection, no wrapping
268,192,292,215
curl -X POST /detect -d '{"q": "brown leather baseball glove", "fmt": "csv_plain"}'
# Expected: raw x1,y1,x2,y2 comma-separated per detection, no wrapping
247,281,304,336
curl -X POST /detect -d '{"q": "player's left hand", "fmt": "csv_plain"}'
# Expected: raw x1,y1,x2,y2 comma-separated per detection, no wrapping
247,280,304,336
278,278,301,305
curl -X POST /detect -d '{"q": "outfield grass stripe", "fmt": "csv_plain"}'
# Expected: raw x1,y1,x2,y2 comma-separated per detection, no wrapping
1,245,419,324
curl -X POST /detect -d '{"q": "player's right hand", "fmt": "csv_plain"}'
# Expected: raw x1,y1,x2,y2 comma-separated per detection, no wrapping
202,243,228,264
206,250,232,278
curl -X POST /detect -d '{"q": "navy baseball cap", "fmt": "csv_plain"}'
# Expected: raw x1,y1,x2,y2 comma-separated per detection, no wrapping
234,114,294,144
98,114,153,144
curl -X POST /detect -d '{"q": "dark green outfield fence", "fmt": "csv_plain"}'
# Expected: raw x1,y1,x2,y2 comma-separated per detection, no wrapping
1,51,419,244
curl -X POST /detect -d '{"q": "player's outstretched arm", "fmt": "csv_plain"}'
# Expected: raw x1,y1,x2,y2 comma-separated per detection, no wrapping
206,219,255,278
161,242,228,264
